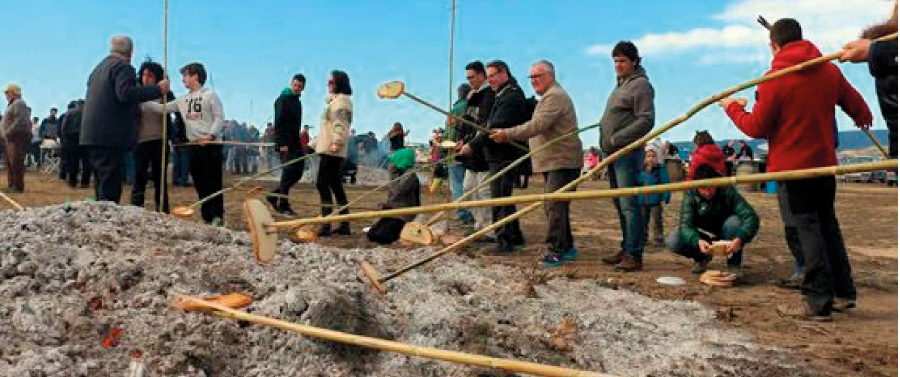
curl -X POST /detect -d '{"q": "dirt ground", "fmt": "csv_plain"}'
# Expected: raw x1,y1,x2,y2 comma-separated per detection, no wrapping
7,170,898,377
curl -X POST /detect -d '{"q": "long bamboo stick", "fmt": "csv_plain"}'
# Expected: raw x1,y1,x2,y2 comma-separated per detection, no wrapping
174,295,614,377
267,160,895,228
0,191,24,211
159,0,169,214
400,90,530,152
174,153,319,215
862,128,890,158
424,123,599,227
311,151,461,223
376,159,896,281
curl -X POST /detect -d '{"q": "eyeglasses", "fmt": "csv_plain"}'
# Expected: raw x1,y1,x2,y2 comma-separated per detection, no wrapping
465,75,475,80
528,72,547,79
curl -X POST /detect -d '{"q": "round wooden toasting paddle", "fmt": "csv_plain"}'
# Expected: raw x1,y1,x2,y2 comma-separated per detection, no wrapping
377,81,405,99
244,199,278,264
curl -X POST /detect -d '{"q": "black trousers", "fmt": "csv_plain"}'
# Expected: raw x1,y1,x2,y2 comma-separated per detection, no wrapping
188,144,224,222
778,177,856,315
316,155,348,216
58,137,67,180
543,169,578,253
130,139,170,213
63,135,91,187
275,148,305,204
88,147,126,203
488,161,524,247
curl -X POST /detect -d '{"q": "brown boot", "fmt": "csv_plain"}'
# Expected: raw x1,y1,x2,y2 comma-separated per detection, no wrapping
614,254,643,272
601,251,624,265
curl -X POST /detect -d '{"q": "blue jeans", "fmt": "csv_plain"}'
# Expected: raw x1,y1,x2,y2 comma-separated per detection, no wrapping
448,162,472,221
607,149,645,259
666,215,744,267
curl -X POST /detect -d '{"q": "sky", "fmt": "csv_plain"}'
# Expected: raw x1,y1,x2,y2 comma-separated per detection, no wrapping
1,0,894,145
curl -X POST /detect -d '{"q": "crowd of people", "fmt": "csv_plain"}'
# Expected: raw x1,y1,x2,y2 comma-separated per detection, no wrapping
0,6,895,322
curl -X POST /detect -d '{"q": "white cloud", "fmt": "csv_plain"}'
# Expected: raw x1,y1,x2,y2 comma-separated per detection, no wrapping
585,0,893,62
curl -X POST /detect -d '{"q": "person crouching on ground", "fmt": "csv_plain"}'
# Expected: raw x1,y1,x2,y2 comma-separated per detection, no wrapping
367,147,420,244
667,164,759,276
639,145,670,247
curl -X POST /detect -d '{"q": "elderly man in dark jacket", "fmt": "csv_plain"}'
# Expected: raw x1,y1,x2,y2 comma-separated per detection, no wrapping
81,35,169,203
465,60,529,253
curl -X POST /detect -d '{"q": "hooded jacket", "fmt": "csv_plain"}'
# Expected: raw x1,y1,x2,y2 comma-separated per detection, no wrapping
274,87,302,150
725,40,872,172
688,144,726,180
638,163,671,206
599,66,655,154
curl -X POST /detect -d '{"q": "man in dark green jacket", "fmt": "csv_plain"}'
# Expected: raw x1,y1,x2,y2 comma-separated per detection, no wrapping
667,164,759,275
268,73,305,216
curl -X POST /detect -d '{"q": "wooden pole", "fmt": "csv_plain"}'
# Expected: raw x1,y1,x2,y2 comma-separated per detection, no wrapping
448,0,456,110
0,191,24,211
318,151,461,221
267,159,896,228
376,159,896,281
424,123,599,226
862,128,890,158
179,153,318,212
401,91,529,152
159,0,169,213
175,295,614,377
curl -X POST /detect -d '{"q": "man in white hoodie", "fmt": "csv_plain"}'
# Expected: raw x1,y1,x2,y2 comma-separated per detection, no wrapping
145,62,225,225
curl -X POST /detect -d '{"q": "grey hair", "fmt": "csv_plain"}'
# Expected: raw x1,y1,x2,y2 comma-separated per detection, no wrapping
532,60,555,75
110,35,134,56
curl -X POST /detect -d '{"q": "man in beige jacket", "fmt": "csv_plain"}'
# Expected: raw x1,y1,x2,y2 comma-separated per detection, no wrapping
1,84,33,192
491,60,583,266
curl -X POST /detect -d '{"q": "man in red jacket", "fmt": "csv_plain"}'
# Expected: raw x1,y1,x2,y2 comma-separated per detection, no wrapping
720,19,873,321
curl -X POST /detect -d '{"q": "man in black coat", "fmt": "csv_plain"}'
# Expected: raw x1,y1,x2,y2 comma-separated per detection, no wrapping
267,73,305,215
464,60,529,253
81,35,169,202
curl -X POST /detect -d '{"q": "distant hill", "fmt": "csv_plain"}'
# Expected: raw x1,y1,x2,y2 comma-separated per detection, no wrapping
671,129,890,154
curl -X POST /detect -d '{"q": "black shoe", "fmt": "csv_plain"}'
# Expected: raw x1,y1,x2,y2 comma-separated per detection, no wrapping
492,241,516,254
318,224,332,237
266,192,280,210
334,222,351,235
